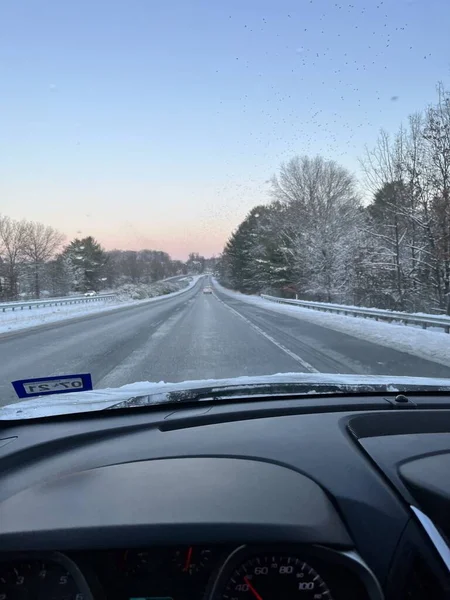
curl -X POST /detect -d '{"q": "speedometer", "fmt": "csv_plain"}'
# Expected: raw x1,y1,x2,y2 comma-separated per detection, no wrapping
216,554,334,600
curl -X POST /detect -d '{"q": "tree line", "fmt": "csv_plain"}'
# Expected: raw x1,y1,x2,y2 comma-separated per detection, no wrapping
0,216,209,301
220,83,450,315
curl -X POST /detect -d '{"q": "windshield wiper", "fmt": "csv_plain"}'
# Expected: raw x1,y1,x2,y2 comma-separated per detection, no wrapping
108,381,450,409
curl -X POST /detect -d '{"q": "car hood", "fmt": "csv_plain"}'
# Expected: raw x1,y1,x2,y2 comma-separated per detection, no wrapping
2,372,450,420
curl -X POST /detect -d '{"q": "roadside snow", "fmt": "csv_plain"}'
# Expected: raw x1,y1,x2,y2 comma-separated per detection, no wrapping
214,281,450,369
113,278,194,301
3,372,450,420
0,277,201,335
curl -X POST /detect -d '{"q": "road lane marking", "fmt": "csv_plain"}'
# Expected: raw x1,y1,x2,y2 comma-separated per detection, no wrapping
214,293,319,373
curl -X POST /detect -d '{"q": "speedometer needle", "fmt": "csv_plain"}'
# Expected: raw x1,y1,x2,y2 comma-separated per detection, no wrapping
244,576,264,600
184,546,193,572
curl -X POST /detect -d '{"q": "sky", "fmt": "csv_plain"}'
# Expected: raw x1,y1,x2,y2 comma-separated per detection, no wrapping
1,0,449,259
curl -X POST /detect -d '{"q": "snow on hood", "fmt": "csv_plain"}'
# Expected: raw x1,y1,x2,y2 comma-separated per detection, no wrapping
2,372,450,420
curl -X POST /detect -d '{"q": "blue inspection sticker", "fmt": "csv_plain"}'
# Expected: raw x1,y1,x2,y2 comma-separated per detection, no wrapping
12,374,93,399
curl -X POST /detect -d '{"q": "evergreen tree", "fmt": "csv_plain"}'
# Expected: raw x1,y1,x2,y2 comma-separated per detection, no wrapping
62,236,108,292
221,205,295,295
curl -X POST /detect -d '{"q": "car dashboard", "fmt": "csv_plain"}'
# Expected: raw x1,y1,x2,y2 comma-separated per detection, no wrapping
0,393,449,600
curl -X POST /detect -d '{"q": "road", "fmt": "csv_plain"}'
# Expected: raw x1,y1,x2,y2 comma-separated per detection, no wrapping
1,277,450,406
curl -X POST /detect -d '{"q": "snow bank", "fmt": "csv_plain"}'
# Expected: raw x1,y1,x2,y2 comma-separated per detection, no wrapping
0,276,201,335
3,371,450,420
214,280,450,368
113,278,192,301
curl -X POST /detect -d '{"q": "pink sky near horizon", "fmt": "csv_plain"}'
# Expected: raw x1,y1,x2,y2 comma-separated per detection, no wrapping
74,225,232,260
0,177,267,261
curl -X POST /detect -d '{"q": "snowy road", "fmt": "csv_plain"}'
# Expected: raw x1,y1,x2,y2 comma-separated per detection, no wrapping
1,277,450,406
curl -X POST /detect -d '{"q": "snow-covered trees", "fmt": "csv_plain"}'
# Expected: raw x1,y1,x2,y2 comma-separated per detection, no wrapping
0,216,28,300
0,218,197,300
186,253,207,275
0,216,64,300
221,83,450,314
105,249,186,287
359,84,450,313
271,156,362,302
62,237,108,293
222,157,362,301
22,222,65,298
0,215,200,300
220,204,296,295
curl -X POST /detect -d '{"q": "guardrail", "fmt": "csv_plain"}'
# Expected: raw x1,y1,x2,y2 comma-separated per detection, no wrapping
260,294,450,333
0,294,117,313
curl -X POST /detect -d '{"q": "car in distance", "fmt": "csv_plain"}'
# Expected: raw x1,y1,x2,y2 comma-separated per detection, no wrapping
203,286,213,294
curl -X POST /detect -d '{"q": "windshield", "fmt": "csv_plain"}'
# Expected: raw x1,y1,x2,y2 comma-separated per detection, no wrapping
1,0,450,417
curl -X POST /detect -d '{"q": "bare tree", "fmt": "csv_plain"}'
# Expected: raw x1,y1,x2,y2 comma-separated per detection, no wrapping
22,222,65,298
360,129,415,309
0,215,28,300
271,155,362,302
360,130,402,196
422,83,450,313
357,84,450,313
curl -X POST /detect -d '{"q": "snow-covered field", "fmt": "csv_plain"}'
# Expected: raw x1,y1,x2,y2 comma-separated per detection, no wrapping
214,281,450,369
0,277,200,335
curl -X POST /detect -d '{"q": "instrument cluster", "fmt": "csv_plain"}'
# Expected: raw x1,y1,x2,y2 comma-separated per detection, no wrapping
0,546,371,600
